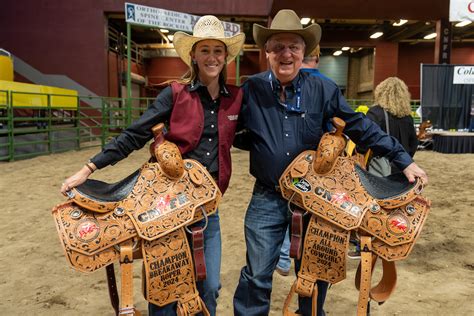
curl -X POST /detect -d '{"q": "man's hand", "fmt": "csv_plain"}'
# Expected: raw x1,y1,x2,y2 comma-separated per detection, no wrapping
402,162,428,184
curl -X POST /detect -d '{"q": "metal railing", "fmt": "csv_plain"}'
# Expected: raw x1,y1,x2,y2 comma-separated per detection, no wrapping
0,88,422,161
0,89,153,161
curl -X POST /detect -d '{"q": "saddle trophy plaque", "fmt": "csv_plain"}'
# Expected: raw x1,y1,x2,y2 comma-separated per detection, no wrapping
280,118,431,316
52,123,221,315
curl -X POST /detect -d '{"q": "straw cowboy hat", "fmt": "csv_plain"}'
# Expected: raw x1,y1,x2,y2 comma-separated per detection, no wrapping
253,9,321,56
173,15,245,67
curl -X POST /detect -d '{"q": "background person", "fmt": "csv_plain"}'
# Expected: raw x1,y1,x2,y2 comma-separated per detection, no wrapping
300,44,333,82
366,77,418,172
60,15,245,316
232,9,427,316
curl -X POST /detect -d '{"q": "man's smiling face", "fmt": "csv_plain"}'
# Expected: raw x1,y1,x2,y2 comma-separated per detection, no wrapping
265,33,305,85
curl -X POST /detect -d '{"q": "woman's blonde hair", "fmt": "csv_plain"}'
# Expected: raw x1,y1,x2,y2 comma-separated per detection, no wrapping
373,77,412,117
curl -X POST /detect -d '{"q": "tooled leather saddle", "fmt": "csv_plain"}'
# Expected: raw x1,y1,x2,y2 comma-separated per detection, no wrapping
52,124,221,315
279,118,431,316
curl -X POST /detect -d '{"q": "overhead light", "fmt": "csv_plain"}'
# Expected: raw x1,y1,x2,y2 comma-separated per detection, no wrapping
160,29,169,33
455,21,472,27
300,17,311,25
423,32,437,39
341,47,350,51
393,19,408,26
167,35,174,41
370,31,383,39
333,50,342,56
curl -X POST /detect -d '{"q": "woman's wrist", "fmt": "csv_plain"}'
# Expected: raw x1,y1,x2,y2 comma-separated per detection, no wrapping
84,162,97,175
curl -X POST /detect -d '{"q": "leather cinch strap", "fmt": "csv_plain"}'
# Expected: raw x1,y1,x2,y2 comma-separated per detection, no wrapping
355,241,397,312
119,240,138,315
106,264,120,315
356,236,372,316
191,227,207,281
290,208,304,259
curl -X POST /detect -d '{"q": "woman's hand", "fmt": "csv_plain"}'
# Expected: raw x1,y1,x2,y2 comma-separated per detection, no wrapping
60,163,96,195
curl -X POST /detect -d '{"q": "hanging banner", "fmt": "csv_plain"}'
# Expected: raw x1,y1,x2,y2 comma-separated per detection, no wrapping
453,66,474,84
125,2,240,36
449,0,474,21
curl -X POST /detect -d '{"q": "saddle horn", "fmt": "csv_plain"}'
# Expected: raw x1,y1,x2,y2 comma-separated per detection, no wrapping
313,117,347,174
150,123,185,179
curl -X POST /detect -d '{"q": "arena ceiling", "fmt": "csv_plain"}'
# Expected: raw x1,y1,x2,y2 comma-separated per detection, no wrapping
107,0,473,54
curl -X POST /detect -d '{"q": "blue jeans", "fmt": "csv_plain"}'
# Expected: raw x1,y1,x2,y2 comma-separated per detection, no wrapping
149,212,221,316
233,182,328,316
277,227,291,272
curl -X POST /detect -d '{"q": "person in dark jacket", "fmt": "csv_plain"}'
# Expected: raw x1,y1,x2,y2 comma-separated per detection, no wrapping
60,15,245,316
232,9,427,316
367,77,418,172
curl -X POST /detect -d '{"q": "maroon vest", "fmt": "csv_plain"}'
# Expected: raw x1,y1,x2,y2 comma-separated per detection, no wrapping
165,82,243,194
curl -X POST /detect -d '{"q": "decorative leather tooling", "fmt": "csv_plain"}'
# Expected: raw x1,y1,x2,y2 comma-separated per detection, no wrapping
280,117,430,316
52,123,220,316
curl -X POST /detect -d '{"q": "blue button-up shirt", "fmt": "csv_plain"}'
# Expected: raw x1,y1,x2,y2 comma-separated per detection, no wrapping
238,70,413,188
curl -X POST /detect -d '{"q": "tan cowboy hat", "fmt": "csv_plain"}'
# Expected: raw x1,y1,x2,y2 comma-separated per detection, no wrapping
173,15,245,67
253,9,321,56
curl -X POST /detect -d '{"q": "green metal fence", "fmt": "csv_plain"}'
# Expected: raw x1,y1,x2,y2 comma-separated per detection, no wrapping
0,88,422,161
0,89,153,161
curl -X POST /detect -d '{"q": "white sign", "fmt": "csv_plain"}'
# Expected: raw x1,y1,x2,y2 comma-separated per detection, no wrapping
449,0,474,21
453,66,474,84
125,2,240,36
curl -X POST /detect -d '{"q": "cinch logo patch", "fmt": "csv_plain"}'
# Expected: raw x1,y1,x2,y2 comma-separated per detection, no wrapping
137,193,189,223
293,178,312,192
227,114,238,121
315,187,362,216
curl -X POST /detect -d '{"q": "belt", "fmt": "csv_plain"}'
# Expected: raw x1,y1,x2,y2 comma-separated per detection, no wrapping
255,179,281,193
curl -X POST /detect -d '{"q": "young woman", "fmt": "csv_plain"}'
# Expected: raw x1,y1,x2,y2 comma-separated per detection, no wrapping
60,15,245,316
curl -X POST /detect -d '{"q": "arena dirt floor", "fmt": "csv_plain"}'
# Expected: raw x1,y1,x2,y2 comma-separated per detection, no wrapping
0,146,473,315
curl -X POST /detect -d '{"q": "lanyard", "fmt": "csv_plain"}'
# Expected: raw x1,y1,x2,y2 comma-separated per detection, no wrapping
268,73,303,113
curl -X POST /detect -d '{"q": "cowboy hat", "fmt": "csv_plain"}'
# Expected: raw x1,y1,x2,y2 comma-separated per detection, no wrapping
173,15,245,67
253,9,321,56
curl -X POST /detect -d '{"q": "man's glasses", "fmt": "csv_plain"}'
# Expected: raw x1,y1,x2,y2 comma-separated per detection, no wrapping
266,42,304,54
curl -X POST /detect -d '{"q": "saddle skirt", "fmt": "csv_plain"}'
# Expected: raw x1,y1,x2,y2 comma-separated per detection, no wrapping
279,152,430,262
53,159,220,273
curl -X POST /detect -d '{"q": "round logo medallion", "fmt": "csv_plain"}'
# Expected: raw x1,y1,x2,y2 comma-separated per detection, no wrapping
405,204,416,215
75,218,100,242
386,214,410,235
69,208,83,219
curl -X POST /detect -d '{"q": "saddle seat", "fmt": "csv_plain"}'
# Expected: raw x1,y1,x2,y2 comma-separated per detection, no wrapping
68,170,141,214
355,164,422,209
75,169,140,202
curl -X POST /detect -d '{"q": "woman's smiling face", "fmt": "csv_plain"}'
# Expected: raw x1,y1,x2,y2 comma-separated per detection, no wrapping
191,39,228,83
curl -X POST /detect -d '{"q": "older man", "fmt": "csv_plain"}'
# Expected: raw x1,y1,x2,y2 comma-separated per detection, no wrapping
232,9,428,316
